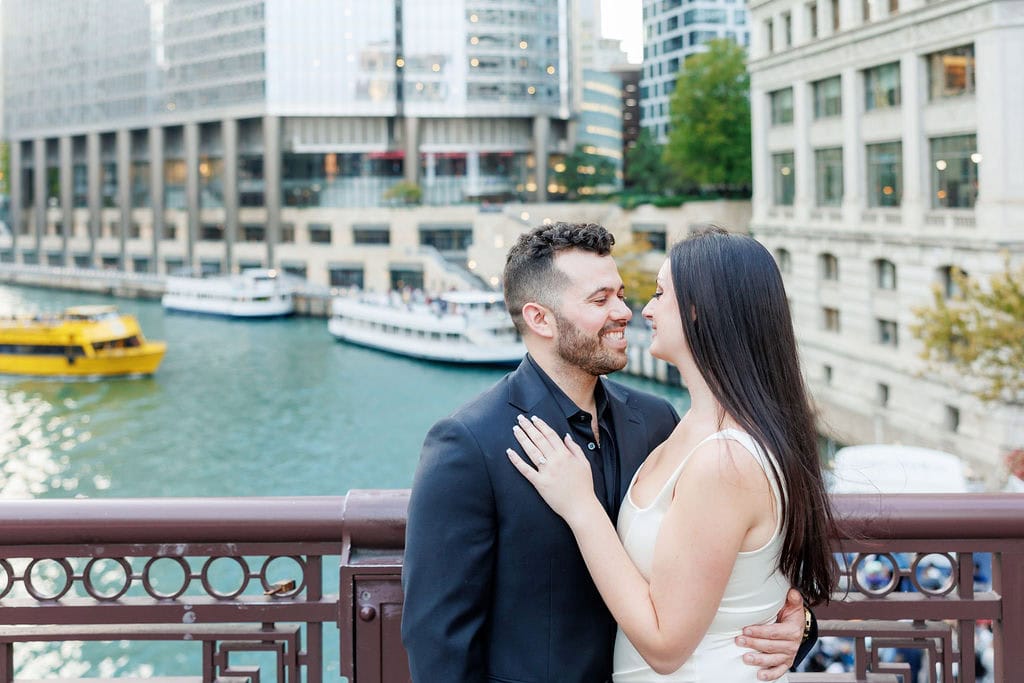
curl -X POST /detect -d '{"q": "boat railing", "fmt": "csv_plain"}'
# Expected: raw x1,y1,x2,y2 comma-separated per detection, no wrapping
0,492,1020,682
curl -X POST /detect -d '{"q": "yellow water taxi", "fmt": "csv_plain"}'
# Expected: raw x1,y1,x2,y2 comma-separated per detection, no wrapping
0,305,166,378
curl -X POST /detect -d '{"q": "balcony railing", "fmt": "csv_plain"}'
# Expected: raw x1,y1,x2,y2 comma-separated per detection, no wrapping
0,492,1020,682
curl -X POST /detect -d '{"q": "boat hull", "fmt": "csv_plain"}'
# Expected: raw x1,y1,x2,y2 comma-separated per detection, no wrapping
328,318,523,367
161,295,294,318
0,342,167,378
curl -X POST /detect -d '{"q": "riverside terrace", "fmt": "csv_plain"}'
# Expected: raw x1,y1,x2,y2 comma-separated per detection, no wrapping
0,492,1020,682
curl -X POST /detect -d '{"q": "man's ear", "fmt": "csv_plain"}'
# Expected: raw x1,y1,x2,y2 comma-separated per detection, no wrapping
521,302,556,339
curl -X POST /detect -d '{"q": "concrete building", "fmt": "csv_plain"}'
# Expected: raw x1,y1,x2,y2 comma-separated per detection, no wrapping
1,0,576,276
748,0,1024,478
641,0,751,141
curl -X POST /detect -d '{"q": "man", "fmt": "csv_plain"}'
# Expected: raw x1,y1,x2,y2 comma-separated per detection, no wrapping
402,222,812,682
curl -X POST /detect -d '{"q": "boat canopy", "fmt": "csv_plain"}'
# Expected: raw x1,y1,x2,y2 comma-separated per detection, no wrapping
827,444,969,494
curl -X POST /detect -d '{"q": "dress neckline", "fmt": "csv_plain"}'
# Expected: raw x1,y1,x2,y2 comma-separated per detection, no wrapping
625,428,746,512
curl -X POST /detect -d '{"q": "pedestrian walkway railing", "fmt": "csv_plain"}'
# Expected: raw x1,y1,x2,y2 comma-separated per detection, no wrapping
0,491,1019,682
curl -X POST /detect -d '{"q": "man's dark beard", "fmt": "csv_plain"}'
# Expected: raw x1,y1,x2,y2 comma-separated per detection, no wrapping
553,310,627,376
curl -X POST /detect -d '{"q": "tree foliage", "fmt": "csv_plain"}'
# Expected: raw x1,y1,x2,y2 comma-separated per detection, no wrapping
911,259,1024,405
624,130,668,195
663,39,751,192
614,238,661,310
0,142,9,195
383,180,422,205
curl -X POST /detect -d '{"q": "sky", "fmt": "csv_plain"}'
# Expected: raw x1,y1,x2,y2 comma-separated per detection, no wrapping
601,0,643,63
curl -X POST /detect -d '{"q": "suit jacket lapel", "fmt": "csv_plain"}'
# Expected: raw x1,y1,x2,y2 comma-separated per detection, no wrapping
603,378,650,506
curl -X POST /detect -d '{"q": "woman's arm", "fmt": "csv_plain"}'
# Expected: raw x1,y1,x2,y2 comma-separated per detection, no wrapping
508,415,769,675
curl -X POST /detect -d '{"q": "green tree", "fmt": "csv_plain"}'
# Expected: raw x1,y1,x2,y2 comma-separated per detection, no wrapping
911,259,1024,405
555,144,617,199
383,180,422,205
0,142,9,195
614,238,660,310
663,39,751,193
624,130,668,195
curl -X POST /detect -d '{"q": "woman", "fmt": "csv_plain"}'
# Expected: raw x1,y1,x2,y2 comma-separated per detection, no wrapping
507,226,835,681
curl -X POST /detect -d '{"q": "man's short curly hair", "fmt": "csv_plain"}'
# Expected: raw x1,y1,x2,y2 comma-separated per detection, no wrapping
502,222,615,333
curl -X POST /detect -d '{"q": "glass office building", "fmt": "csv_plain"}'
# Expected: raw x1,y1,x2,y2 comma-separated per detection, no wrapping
2,0,574,270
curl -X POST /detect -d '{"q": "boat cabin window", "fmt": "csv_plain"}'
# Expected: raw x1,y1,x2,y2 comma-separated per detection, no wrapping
0,344,87,356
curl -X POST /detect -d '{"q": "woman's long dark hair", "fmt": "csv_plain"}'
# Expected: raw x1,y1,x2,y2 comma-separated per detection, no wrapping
669,225,836,605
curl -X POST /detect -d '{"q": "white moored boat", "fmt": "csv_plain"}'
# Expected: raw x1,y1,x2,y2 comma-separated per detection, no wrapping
162,269,295,318
328,290,525,365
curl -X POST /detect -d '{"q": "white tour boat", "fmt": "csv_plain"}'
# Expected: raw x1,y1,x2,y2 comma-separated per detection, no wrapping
162,269,295,318
328,290,525,365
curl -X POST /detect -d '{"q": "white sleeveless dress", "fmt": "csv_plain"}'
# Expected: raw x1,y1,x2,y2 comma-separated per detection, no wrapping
612,429,791,682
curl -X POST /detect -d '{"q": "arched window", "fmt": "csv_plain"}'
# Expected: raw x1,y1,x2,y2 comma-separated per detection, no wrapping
874,258,897,290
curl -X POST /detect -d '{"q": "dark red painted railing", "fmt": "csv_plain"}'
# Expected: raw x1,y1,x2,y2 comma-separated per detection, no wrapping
0,491,1020,682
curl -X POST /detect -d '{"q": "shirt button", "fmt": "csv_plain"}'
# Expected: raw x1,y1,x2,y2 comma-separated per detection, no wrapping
588,442,596,451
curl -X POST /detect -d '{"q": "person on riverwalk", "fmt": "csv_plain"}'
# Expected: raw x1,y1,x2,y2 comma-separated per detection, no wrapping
507,226,835,682
402,222,817,683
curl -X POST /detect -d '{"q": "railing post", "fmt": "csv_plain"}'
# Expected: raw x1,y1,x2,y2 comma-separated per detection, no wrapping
994,549,1024,681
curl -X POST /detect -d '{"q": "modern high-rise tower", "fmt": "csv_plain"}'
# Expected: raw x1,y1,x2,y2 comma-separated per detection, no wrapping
1,0,576,273
640,0,751,141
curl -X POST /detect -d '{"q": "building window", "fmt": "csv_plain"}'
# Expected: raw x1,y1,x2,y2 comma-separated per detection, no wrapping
390,268,424,291
877,383,890,407
772,152,795,206
200,223,224,241
945,405,960,432
165,257,184,273
823,364,833,385
877,318,899,347
633,224,667,252
770,88,794,125
765,19,774,52
309,223,332,244
329,266,366,288
866,142,902,207
937,265,967,300
928,44,975,100
862,0,871,22
775,248,792,274
281,262,307,279
875,259,897,290
807,2,818,39
822,307,841,332
242,224,266,242
819,252,839,281
864,62,901,110
931,134,979,209
353,225,391,245
831,0,840,30
814,147,843,207
132,257,151,274
280,223,295,243
812,76,842,118
782,12,792,47
889,0,899,13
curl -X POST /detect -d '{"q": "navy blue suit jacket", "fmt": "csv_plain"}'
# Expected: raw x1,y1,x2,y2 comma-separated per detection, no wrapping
401,358,680,683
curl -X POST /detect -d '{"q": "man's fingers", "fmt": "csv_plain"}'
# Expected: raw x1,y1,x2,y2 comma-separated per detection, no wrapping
742,622,801,642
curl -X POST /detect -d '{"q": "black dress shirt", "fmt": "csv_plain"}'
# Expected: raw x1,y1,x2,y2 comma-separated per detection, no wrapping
526,355,622,519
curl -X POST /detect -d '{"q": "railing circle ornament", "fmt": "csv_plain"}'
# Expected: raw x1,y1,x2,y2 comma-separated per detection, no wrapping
142,556,191,600
200,556,250,599
258,555,306,598
850,552,900,597
24,558,74,601
910,552,958,597
0,559,13,599
83,557,133,601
